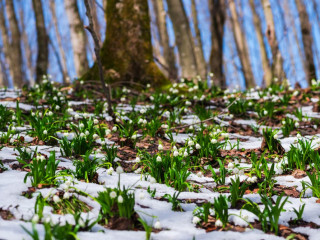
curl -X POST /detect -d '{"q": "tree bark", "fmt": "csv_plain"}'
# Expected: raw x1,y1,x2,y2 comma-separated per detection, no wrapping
249,0,272,87
2,0,24,87
0,48,9,87
65,0,89,77
82,0,170,88
295,0,316,85
191,0,207,80
167,0,198,79
209,0,226,88
262,0,285,82
49,0,69,83
152,0,177,80
229,0,255,88
32,0,48,83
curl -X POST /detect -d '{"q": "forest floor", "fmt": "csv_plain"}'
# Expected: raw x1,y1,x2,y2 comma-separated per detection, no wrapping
1,81,320,240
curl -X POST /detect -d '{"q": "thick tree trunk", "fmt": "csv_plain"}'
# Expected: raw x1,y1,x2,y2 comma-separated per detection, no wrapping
65,0,89,77
32,0,48,83
209,0,226,88
152,0,177,80
167,0,198,79
262,0,285,82
249,0,272,87
229,1,255,88
50,1,68,83
295,0,316,85
191,0,207,80
82,0,170,88
2,1,24,87
0,48,9,87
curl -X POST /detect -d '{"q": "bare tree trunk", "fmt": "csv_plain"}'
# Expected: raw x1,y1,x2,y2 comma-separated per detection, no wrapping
152,0,177,80
4,0,24,87
49,0,69,83
209,0,226,88
32,0,48,83
90,0,101,43
19,6,34,85
249,0,272,87
0,47,9,87
229,0,255,88
82,0,170,88
262,0,285,82
295,0,316,85
191,0,206,80
65,0,89,77
167,0,198,79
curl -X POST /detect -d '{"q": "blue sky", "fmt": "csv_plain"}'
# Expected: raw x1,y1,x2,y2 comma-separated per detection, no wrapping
1,0,320,89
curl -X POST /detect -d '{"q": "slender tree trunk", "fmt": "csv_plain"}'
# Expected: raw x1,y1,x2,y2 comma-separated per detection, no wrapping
191,0,206,80
295,0,316,85
0,48,9,87
90,0,101,43
229,0,255,88
65,0,89,77
32,0,48,83
167,0,198,79
249,0,272,87
49,0,69,83
209,0,226,88
4,0,24,87
82,0,170,88
152,0,177,80
19,6,34,85
262,0,285,82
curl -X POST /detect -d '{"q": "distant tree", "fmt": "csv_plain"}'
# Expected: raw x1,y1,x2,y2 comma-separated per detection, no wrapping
229,1,255,88
82,0,170,88
0,0,24,87
152,0,177,80
32,0,48,83
65,0,89,77
209,0,226,88
295,0,316,85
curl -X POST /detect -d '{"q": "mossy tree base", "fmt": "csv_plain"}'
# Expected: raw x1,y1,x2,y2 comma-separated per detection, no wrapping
82,0,171,89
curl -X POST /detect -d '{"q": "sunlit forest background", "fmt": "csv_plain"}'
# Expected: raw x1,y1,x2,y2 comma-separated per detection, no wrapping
0,0,320,90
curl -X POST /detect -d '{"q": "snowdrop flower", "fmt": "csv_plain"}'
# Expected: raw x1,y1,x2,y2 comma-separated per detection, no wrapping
67,108,73,113
282,120,286,125
134,168,142,174
184,151,188,157
116,166,124,174
85,130,90,136
195,143,201,150
173,150,179,157
215,219,223,227
228,162,235,169
154,221,161,229
248,102,253,106
48,111,53,116
65,180,71,187
263,110,268,115
139,192,145,200
147,84,151,88
251,176,257,183
112,126,117,132
63,192,70,199
31,112,36,116
211,139,217,144
314,125,317,130
143,119,147,125
135,156,141,162
221,133,229,138
158,144,163,151
189,125,194,130
140,108,146,114
93,134,99,139
161,124,169,129
80,133,85,138
107,167,114,175
192,216,201,224
32,214,39,223
293,91,299,96
239,169,245,176
11,126,16,132
55,105,60,110
120,97,126,102
150,96,154,101
79,123,84,128
188,140,194,146
53,195,61,203
149,177,157,184
132,134,137,140
12,116,16,120
40,156,45,161
295,122,299,128
156,156,162,162
118,195,123,203
110,191,117,199
273,133,279,139
94,119,99,124
297,133,302,139
185,101,192,106
233,168,239,174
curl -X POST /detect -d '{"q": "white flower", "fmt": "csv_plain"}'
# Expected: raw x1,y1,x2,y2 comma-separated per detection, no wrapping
139,192,145,200
211,139,217,144
63,192,70,199
196,171,203,178
107,167,114,175
132,134,137,140
173,150,179,157
158,144,163,151
263,110,268,115
215,219,223,227
185,101,192,106
228,162,235,169
233,168,239,174
55,105,60,110
110,191,117,198
297,133,302,139
135,156,141,162
116,166,124,174
273,134,278,139
48,111,53,116
65,180,71,187
75,114,80,120
156,156,162,162
188,140,194,146
239,169,245,175
53,195,60,203
295,122,299,128
140,108,146,114
93,134,99,139
184,151,188,157
79,123,84,128
94,119,99,124
150,96,154,101
117,195,123,203
32,214,39,223
80,133,85,138
112,126,117,132
195,143,201,150
85,130,90,136
192,216,201,224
